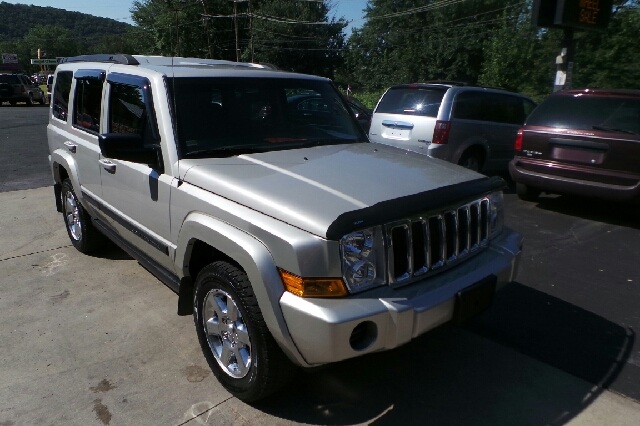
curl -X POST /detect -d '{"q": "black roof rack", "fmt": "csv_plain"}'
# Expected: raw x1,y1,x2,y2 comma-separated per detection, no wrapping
422,80,468,86
58,54,139,66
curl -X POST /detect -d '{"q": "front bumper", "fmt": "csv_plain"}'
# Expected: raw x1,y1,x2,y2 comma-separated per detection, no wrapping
280,228,522,365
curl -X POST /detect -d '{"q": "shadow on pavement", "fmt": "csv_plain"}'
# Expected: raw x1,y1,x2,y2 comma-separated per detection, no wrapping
255,283,632,425
533,195,640,230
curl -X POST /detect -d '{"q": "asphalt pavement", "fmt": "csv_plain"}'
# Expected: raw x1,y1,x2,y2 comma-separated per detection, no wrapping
1,106,639,425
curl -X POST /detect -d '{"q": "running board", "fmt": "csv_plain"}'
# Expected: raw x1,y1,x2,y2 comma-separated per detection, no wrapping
92,217,180,294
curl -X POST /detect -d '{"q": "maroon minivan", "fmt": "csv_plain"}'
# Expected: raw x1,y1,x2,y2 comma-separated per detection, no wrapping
509,89,640,202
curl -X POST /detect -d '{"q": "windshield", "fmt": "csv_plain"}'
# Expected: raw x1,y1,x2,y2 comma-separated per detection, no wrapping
526,95,640,134
168,77,367,159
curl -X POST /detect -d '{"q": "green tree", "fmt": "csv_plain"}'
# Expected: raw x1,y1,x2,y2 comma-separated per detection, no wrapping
129,0,346,77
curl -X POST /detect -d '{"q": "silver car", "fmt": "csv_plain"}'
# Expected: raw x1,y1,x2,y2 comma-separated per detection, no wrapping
48,56,522,402
369,83,537,173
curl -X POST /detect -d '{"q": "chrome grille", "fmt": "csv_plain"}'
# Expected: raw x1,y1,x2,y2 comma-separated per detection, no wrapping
386,198,490,285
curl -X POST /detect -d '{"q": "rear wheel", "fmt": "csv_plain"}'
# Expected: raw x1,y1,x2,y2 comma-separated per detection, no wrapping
516,183,541,202
458,149,484,173
26,93,34,106
194,261,295,402
38,94,45,105
61,179,105,252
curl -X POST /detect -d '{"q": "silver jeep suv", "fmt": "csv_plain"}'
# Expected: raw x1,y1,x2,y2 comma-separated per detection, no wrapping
369,83,537,173
48,55,522,402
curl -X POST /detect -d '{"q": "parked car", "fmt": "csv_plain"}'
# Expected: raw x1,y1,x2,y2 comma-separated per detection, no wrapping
48,54,522,402
46,74,54,103
368,83,537,173
287,92,373,133
510,89,640,202
0,73,46,105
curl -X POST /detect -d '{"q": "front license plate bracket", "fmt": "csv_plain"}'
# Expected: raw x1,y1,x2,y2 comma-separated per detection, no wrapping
453,274,497,325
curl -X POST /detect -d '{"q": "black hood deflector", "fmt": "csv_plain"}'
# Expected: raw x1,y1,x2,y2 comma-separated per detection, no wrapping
326,176,506,240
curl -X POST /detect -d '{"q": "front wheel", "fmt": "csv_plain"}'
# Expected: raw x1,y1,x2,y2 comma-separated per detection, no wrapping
516,182,541,202
61,179,105,252
194,261,295,402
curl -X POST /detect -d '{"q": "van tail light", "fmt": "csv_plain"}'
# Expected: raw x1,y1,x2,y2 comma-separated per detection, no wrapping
432,120,451,144
514,128,524,151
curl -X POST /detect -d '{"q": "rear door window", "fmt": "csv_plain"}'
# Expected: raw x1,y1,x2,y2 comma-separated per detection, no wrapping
52,71,73,121
73,70,105,133
375,87,446,117
526,95,640,134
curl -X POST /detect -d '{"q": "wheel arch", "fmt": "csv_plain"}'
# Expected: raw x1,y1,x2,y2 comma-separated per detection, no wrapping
453,140,488,166
175,212,309,367
51,150,81,213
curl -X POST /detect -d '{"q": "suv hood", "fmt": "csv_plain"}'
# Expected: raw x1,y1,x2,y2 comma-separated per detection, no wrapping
180,143,482,238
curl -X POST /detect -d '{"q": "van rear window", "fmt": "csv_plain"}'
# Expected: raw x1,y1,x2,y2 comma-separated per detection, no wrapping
375,87,446,117
0,75,20,84
526,95,640,134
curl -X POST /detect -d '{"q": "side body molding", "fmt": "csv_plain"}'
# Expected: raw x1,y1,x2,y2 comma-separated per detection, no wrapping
174,212,309,367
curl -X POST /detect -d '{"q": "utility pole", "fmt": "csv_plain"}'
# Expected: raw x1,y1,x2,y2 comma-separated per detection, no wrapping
200,0,214,59
553,28,575,92
233,0,239,62
248,0,254,63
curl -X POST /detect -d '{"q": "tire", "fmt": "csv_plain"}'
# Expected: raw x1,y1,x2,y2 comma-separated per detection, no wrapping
516,182,541,202
194,261,295,402
9,100,16,106
26,93,34,106
458,149,484,173
61,179,105,253
38,95,45,105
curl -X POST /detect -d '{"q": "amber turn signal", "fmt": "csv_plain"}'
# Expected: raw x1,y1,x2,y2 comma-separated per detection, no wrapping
278,269,348,297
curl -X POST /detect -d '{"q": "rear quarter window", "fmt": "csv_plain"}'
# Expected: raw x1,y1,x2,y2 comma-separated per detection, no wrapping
526,95,640,134
375,87,446,117
453,91,526,125
52,71,73,121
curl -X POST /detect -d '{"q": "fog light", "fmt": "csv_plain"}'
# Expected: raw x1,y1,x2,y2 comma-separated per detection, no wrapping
349,321,377,351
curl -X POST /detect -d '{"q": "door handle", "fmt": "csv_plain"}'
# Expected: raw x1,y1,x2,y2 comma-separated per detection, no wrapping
63,141,76,153
99,159,116,174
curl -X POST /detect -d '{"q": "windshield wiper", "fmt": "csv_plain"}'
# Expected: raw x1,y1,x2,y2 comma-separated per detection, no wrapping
183,147,265,158
591,125,639,135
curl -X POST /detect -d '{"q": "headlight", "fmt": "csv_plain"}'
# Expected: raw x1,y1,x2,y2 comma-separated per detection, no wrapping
487,191,504,239
340,226,385,293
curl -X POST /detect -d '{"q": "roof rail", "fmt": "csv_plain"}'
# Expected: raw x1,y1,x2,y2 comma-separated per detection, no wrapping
422,80,468,86
58,54,139,66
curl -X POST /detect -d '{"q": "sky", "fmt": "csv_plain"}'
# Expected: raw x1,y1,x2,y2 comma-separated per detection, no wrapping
3,0,369,34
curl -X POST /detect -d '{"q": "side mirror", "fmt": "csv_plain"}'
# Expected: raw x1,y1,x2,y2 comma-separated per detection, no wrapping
98,133,161,169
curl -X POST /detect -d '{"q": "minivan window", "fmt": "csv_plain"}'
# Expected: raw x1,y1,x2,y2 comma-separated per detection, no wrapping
375,87,446,117
168,77,365,159
526,95,640,134
52,71,73,121
73,77,103,133
453,91,526,125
